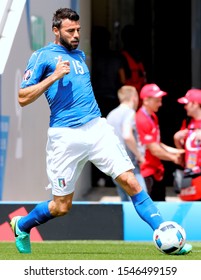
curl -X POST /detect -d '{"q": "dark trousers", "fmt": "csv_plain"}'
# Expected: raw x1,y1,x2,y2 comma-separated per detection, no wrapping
144,175,166,201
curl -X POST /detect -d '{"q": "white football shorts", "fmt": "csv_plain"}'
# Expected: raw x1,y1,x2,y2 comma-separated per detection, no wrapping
46,117,134,196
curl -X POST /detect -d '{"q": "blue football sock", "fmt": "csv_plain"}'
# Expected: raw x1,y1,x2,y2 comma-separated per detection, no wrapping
130,190,164,230
18,200,54,233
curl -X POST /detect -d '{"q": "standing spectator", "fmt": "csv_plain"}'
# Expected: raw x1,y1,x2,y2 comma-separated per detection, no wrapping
136,84,185,201
174,89,201,201
107,85,147,201
120,24,147,95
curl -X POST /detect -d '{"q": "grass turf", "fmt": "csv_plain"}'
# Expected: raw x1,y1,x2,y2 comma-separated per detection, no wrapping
0,241,201,260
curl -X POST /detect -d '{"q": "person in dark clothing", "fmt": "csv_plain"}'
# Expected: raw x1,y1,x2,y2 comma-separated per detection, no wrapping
121,24,147,95
91,26,125,118
91,26,125,186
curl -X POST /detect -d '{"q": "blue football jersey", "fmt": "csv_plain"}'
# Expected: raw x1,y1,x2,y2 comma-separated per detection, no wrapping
21,43,101,127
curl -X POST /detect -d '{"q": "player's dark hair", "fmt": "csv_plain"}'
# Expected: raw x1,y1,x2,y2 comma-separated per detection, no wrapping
52,8,79,29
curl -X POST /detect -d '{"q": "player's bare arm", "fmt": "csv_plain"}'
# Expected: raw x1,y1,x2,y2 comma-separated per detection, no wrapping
18,56,70,107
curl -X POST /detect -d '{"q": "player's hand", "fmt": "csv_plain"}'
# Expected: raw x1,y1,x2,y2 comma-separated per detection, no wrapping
54,56,70,79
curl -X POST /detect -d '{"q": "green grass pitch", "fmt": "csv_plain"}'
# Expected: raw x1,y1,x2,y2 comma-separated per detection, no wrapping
0,241,201,260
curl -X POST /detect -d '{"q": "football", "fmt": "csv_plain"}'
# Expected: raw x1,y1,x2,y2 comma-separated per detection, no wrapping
153,221,186,254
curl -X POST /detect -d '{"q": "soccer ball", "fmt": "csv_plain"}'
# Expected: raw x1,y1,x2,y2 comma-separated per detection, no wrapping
153,221,186,254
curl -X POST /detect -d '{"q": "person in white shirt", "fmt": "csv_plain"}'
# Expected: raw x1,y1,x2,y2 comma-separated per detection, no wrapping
107,85,147,200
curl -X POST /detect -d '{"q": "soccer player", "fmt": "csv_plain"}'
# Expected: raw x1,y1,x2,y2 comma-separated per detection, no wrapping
10,8,192,255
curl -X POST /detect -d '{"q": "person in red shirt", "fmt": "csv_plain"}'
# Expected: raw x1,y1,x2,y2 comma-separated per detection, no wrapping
174,89,201,201
136,84,185,201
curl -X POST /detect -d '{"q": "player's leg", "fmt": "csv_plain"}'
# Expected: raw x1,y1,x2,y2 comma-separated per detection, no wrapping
115,170,164,230
90,119,192,254
113,179,130,201
11,126,86,253
115,169,192,254
113,169,148,201
134,172,148,193
89,118,164,230
10,193,74,253
18,193,74,231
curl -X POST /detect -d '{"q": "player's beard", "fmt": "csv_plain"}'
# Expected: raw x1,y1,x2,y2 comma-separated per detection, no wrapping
59,33,79,51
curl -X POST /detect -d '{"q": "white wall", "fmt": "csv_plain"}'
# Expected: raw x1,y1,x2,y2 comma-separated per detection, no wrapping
2,0,92,201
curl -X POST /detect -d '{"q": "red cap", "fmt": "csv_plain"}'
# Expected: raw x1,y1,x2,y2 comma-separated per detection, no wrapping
140,84,167,99
177,89,201,104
